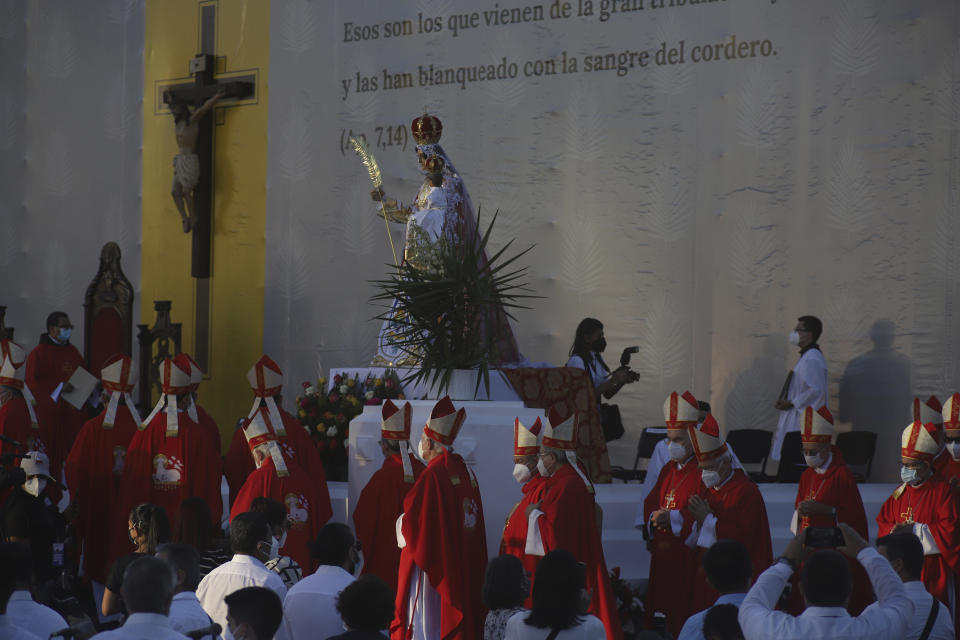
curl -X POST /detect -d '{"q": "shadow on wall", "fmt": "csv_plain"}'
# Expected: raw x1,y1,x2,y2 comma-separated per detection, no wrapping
838,319,912,483
724,334,789,435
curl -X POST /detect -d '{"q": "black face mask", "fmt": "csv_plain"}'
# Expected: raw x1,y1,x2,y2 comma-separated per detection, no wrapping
593,338,607,353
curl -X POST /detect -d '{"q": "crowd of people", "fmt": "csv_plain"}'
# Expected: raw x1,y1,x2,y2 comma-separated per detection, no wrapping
2,310,960,640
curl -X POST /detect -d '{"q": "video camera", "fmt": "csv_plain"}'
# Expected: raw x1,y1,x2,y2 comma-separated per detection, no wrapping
616,346,641,383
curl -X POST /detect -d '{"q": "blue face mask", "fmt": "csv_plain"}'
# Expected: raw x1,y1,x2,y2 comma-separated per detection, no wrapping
900,466,918,485
58,327,72,342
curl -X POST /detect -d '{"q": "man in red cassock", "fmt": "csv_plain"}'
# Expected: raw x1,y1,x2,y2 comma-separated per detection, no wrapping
642,391,702,636
940,393,960,485
498,415,546,604
0,339,44,460
115,355,222,547
25,311,87,481
877,420,960,629
63,353,140,590
230,411,331,574
353,399,425,590
787,405,871,614
686,414,772,614
224,355,324,504
526,407,623,640
391,396,487,640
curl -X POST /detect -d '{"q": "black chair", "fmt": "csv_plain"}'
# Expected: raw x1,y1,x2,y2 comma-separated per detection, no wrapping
775,430,806,482
836,430,878,482
725,429,773,482
610,426,668,483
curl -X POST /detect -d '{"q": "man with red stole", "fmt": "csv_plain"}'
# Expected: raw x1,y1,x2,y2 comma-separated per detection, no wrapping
877,420,960,627
526,407,622,640
224,355,324,504
116,355,222,536
353,400,425,590
230,412,331,573
642,391,702,636
0,339,44,460
788,405,871,614
686,415,772,614
25,312,86,481
940,393,960,485
63,354,140,589
391,397,487,640
498,415,546,603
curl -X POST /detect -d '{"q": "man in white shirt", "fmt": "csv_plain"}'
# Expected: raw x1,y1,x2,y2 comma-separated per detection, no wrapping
90,556,189,639
283,523,359,640
863,532,954,640
770,315,828,468
157,543,215,638
224,587,284,640
738,523,911,640
678,540,751,640
0,543,42,640
197,512,290,640
5,543,67,639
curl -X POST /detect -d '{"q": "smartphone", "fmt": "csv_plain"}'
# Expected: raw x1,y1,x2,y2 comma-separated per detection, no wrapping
805,526,845,548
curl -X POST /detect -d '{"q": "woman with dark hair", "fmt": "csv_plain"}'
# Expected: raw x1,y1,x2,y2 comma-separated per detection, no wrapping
101,503,171,616
567,318,630,400
483,555,529,640
504,550,605,639
174,496,231,580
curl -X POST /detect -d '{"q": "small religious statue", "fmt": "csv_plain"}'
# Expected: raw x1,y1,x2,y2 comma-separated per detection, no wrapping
163,88,225,233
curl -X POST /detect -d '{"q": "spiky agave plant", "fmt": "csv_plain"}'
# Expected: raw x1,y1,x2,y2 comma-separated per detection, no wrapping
370,208,537,397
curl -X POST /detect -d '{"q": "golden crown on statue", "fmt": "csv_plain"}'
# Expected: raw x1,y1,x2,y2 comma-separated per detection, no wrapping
411,111,443,145
424,155,445,173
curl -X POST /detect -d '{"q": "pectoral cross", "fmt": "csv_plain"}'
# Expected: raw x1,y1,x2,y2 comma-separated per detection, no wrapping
901,506,915,524
157,1,258,369
663,490,677,510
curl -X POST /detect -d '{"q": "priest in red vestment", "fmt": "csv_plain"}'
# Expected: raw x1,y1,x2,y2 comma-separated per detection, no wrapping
912,396,951,478
940,393,960,485
391,397,487,640
224,355,324,504
498,415,546,606
181,353,221,453
115,356,222,553
24,312,87,481
354,400,425,590
787,405,871,614
527,407,623,640
0,339,44,460
230,410,331,573
877,420,960,629
686,414,772,614
641,391,702,636
63,353,140,586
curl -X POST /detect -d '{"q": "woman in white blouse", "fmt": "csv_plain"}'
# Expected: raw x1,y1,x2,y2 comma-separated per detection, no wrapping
565,318,631,401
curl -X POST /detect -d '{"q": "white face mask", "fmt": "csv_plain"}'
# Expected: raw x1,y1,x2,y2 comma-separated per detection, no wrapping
788,331,800,345
512,463,532,484
417,439,427,462
537,458,551,478
804,452,826,469
901,466,920,486
947,442,960,461
668,441,687,462
261,537,279,561
23,477,47,497
277,531,288,550
701,469,721,488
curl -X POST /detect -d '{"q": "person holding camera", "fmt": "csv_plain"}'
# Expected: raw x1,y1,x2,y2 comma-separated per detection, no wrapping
786,406,871,615
566,318,634,400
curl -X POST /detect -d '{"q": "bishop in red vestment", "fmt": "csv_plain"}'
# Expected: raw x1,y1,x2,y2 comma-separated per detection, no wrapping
788,406,871,614
686,415,772,614
940,393,960,485
63,354,140,585
230,411,331,573
641,391,703,636
24,313,87,480
114,356,222,559
527,407,622,640
877,420,960,628
224,356,324,503
391,397,487,640
0,340,44,460
354,400,425,590
498,416,546,607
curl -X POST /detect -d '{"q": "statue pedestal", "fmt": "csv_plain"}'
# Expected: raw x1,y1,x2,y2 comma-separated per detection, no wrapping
328,366,521,401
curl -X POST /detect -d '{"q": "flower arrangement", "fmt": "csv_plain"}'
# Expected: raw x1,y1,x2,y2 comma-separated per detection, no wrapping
296,370,405,480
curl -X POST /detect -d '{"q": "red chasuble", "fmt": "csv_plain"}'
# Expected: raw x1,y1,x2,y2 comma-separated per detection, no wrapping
537,464,623,640
195,405,222,454
0,396,48,458
877,475,960,615
63,407,138,583
230,455,331,573
642,459,702,637
354,452,426,590
25,338,86,479
789,448,872,614
391,450,487,640
224,406,324,504
499,472,548,608
933,450,960,486
691,469,773,613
